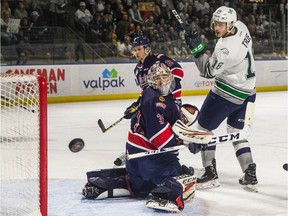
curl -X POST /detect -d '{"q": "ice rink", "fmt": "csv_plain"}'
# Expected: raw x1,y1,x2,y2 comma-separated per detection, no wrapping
48,91,288,216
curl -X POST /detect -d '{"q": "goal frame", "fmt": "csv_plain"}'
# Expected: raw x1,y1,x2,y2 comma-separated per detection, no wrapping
0,74,48,216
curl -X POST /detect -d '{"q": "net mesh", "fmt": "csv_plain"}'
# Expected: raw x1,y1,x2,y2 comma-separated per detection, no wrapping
1,74,42,216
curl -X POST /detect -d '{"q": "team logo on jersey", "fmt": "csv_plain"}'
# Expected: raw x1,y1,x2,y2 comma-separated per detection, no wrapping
159,96,165,102
156,102,167,109
220,48,229,55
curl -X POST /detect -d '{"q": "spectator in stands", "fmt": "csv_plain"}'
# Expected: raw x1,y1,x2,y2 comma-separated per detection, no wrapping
195,0,210,16
103,2,116,24
93,0,105,15
28,11,48,43
16,36,35,65
115,12,131,43
27,0,43,17
1,0,12,19
48,0,67,26
1,11,10,32
167,26,178,41
75,2,93,28
14,1,29,20
89,13,103,43
186,3,198,22
114,2,126,23
18,16,30,39
199,15,215,40
117,35,133,61
128,3,143,25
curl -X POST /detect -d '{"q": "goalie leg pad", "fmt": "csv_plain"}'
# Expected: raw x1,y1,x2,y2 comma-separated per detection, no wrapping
83,168,130,199
146,166,196,212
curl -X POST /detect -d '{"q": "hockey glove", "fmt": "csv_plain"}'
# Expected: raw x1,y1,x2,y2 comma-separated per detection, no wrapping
124,96,141,119
185,32,206,58
188,143,207,154
124,105,138,119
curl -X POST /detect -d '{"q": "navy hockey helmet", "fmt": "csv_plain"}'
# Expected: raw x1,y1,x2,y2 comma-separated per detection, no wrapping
131,36,151,48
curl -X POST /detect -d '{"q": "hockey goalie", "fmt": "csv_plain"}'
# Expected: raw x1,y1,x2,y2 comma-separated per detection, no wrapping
82,63,199,212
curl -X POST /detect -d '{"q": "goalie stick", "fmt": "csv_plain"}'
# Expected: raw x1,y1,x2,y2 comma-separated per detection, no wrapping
128,102,255,160
127,130,245,160
98,116,125,133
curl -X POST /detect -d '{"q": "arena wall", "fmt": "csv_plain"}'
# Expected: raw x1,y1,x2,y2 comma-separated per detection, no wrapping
1,61,287,103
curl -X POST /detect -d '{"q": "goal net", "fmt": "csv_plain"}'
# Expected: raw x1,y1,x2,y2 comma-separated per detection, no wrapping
0,74,47,216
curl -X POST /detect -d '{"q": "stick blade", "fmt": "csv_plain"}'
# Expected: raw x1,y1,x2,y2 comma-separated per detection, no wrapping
97,119,106,133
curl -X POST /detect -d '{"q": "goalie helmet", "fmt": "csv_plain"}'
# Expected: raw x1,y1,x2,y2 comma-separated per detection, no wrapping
179,104,199,126
148,63,174,96
211,6,237,33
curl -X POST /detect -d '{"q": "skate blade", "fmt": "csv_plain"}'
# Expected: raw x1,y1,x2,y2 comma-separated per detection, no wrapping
146,200,180,213
242,184,258,193
196,179,220,190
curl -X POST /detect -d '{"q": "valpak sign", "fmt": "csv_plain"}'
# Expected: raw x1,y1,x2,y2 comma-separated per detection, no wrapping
78,64,140,95
83,68,125,91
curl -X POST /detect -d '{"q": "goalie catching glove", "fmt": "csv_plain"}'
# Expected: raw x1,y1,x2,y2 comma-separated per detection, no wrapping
179,104,199,126
185,32,206,58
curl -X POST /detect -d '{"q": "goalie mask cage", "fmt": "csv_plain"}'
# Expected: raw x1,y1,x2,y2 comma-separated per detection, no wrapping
0,74,47,216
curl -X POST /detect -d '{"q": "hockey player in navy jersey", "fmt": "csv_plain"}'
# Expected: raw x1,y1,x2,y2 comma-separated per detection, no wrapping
123,36,184,119
177,6,258,192
82,63,197,212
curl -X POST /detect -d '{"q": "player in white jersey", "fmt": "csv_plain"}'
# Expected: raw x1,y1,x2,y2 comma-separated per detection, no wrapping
183,6,258,192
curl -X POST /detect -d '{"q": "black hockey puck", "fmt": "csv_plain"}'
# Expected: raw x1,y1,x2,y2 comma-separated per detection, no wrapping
283,163,288,171
69,138,85,153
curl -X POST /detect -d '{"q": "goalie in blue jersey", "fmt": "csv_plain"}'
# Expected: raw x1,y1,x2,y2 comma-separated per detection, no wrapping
123,36,184,120
82,63,199,213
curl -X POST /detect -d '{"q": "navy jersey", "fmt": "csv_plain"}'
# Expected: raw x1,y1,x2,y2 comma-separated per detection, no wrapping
134,54,184,100
125,87,182,193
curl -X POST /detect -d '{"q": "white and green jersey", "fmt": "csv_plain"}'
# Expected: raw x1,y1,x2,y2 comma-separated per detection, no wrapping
195,21,256,104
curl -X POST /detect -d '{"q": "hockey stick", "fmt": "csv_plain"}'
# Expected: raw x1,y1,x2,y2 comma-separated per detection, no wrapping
97,116,125,133
166,0,189,34
128,102,255,159
127,130,244,160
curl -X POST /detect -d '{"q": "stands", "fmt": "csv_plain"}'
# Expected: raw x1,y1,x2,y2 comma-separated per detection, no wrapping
0,0,287,65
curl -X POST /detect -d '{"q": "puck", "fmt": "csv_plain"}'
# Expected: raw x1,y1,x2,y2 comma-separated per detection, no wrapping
69,138,85,153
283,163,288,171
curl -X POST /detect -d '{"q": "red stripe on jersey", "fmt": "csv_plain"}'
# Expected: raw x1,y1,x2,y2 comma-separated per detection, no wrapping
171,68,184,80
128,131,155,150
172,89,181,99
150,124,174,149
127,124,174,150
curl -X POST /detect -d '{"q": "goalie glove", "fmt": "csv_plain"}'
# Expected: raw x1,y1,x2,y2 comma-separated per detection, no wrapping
179,104,199,126
185,32,206,58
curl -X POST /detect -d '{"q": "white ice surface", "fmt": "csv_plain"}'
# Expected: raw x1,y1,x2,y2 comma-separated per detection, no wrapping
48,91,288,216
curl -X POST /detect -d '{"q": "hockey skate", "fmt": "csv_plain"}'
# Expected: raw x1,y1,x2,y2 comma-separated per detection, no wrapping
239,163,258,193
146,196,182,213
196,159,220,190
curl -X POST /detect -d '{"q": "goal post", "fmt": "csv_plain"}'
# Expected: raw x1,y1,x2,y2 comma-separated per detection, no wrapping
0,74,47,216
